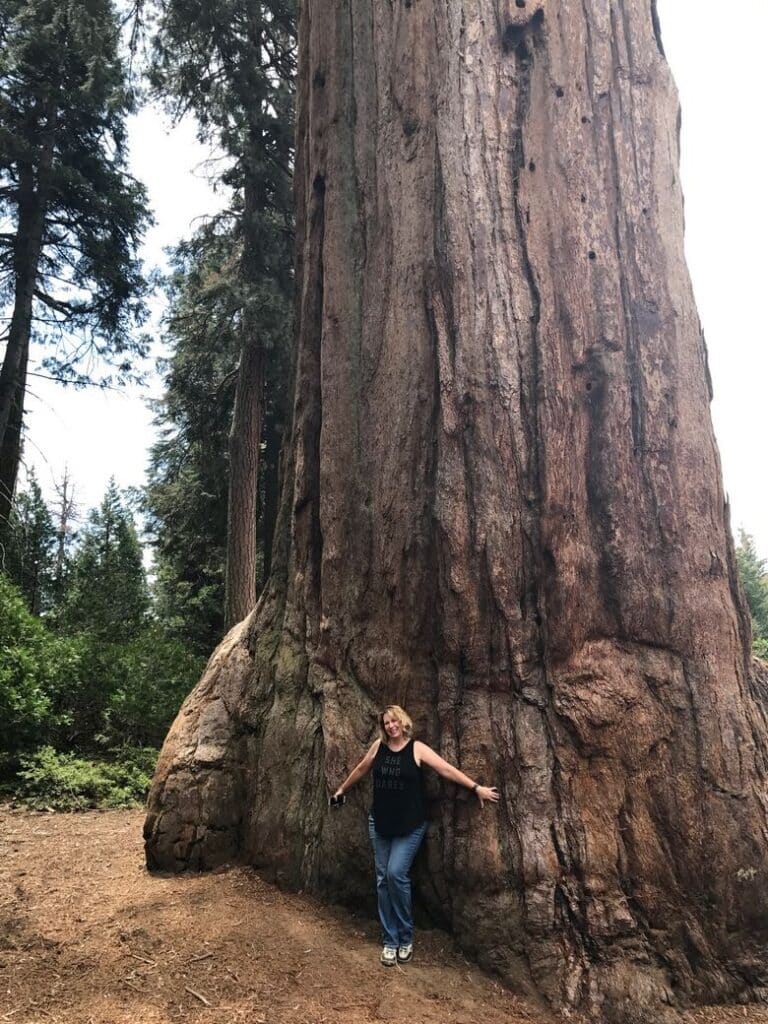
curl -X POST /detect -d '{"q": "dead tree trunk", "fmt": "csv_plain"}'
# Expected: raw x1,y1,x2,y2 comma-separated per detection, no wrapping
146,2,768,1018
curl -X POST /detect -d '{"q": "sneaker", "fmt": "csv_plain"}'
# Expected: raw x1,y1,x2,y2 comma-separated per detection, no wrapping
396,943,413,963
380,946,397,967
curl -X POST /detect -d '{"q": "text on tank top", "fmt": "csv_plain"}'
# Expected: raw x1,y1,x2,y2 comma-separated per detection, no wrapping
371,738,426,837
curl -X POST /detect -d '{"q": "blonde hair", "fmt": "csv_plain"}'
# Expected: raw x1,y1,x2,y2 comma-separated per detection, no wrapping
378,705,414,743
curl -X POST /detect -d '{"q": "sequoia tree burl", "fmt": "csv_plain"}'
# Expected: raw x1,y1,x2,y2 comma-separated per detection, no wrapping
145,1,768,1017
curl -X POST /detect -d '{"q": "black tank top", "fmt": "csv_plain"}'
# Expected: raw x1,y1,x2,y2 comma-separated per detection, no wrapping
371,739,426,837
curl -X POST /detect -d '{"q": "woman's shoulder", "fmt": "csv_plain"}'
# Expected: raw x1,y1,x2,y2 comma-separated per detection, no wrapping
412,738,429,764
413,739,442,767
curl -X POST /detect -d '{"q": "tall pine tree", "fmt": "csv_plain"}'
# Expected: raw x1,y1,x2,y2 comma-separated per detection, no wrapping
150,0,295,628
0,0,152,527
60,478,148,642
736,529,768,654
2,466,56,615
145,231,239,653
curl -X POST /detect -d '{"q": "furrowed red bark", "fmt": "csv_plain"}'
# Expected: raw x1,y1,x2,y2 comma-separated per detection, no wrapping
146,2,768,1018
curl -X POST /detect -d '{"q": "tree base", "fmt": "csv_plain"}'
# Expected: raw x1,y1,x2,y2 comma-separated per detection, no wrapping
145,620,768,1019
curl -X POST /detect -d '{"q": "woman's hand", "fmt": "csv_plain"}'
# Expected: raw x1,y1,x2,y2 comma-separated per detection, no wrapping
332,787,344,800
475,785,500,808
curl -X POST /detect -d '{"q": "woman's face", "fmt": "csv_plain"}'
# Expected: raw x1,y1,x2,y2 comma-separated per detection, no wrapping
383,713,402,741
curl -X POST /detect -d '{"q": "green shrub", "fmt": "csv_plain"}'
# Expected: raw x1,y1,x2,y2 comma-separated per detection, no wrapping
1,572,202,764
0,574,84,760
14,745,158,810
101,627,204,747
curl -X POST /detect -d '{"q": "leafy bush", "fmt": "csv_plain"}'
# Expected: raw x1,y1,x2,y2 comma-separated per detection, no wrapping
102,627,204,747
14,745,158,811
0,574,84,761
1,570,202,769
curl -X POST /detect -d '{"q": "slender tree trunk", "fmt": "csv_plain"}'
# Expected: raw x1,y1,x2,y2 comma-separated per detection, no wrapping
0,224,39,510
0,357,27,530
223,147,267,630
220,0,281,629
0,139,54,521
0,222,37,445
54,468,74,581
224,332,264,629
51,467,75,607
147,3,768,1018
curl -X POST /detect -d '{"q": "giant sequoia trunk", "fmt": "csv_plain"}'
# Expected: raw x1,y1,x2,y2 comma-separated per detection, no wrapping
146,1,768,1017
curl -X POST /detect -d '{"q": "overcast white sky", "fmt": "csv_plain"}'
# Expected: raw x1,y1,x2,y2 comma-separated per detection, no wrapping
22,1,768,555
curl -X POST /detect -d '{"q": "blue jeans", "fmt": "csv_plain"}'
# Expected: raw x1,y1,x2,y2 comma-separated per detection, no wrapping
368,815,427,947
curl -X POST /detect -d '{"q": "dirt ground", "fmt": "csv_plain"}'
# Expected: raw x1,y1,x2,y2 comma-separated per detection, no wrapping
1,806,766,1024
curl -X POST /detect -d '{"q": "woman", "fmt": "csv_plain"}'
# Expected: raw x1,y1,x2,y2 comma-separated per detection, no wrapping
332,704,499,967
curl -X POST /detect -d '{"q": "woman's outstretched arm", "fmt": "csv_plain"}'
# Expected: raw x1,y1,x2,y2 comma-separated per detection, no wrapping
414,741,500,807
332,739,381,799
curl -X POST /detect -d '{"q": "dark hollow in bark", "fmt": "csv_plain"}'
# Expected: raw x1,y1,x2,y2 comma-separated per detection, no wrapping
146,2,768,1017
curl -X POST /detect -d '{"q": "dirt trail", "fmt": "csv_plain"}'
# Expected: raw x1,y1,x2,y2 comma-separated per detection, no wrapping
0,806,765,1024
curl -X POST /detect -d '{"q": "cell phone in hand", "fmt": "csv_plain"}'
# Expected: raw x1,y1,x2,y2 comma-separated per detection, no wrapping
329,794,347,807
